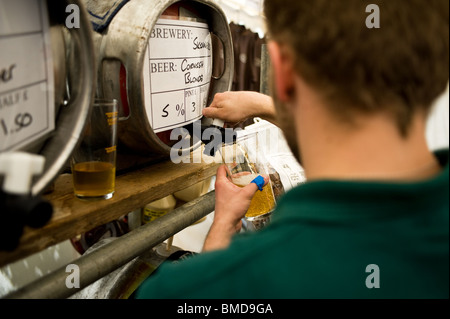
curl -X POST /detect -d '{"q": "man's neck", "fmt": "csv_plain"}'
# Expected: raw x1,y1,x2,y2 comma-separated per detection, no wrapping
298,110,441,182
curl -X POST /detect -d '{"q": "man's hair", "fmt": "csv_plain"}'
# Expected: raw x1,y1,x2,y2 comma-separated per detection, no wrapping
264,0,449,136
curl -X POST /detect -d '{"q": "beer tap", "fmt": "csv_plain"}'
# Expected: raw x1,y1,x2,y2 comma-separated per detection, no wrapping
202,118,227,157
186,118,237,158
0,152,53,251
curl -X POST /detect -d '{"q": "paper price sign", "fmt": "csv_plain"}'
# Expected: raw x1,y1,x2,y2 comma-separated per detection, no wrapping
0,0,55,152
143,19,212,133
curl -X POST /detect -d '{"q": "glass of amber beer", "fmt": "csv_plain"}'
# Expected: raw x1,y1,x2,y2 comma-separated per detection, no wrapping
71,99,118,200
220,135,276,230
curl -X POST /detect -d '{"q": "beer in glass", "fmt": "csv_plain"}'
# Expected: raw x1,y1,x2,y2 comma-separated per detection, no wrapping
71,99,118,200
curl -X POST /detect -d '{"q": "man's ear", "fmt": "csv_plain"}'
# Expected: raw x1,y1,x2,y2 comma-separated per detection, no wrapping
268,41,296,103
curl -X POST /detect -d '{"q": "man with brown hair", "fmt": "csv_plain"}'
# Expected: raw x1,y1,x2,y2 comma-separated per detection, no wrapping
136,0,449,298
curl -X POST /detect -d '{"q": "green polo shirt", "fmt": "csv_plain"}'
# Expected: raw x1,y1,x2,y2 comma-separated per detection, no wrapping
136,149,449,299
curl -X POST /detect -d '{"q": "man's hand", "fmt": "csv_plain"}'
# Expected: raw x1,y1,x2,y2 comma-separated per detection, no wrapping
202,91,278,127
203,165,269,252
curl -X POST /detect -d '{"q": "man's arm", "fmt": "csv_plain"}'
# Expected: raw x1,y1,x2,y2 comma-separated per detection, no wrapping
202,91,278,127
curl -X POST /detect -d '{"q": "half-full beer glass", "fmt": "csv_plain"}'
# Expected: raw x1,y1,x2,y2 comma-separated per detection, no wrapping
220,137,276,227
71,99,118,200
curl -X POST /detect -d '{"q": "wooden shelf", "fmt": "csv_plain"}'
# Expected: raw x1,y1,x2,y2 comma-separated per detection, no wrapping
0,159,219,268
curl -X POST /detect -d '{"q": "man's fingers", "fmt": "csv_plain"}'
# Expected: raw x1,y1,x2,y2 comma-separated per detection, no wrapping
215,165,233,185
261,175,270,186
203,102,222,118
202,107,216,118
242,175,270,196
215,165,228,181
243,182,259,197
242,175,265,197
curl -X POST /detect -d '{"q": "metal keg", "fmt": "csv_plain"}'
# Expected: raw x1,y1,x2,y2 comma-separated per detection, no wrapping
0,0,96,196
95,0,233,160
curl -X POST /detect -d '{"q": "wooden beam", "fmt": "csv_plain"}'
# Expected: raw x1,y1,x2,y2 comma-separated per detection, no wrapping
0,159,219,268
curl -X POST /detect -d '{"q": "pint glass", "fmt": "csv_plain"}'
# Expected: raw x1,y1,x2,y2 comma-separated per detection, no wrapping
220,138,276,223
71,99,118,200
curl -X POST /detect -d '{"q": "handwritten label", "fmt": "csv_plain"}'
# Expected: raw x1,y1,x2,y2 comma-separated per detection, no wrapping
143,19,212,133
0,0,55,152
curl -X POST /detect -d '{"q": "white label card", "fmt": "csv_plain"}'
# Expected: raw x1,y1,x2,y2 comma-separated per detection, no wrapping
0,0,55,152
143,19,212,133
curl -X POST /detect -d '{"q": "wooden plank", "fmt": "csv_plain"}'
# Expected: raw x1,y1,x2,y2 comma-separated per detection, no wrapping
0,159,219,267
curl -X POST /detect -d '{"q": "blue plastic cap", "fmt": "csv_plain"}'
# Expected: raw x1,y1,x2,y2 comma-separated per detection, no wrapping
251,175,265,191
